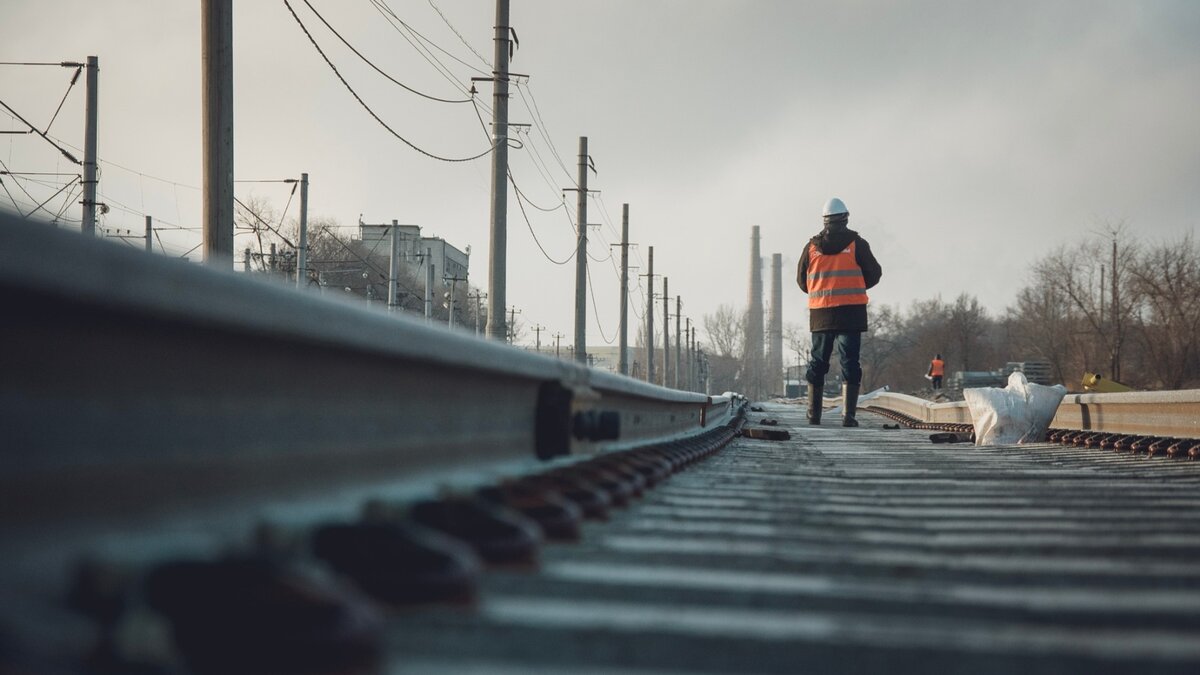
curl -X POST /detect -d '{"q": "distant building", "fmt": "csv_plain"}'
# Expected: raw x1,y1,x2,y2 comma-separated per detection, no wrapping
359,218,470,287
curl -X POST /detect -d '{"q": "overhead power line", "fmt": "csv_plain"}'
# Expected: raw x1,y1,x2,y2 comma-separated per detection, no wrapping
425,0,491,68
298,0,472,104
283,0,496,163
586,262,616,345
511,171,574,266
369,0,489,79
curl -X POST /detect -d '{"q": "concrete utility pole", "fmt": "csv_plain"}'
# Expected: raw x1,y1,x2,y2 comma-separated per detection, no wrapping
485,0,511,342
675,296,682,389
202,0,234,265
448,277,459,329
144,215,153,252
662,276,670,387
388,220,401,312
295,173,309,288
692,327,699,391
1111,238,1121,382
507,307,521,344
618,203,631,376
424,248,434,321
534,324,544,352
554,332,563,358
645,246,655,384
80,55,99,236
745,226,765,399
686,320,694,391
469,290,487,336
573,136,589,364
767,252,784,396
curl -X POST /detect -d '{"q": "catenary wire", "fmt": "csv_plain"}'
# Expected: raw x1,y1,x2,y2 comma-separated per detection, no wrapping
0,98,80,164
284,0,495,163
586,261,616,344
511,172,573,265
367,0,484,99
425,0,490,68
514,80,576,187
299,0,472,104
370,0,490,78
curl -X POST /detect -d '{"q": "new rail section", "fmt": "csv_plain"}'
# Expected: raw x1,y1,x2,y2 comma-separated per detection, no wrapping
864,390,1200,457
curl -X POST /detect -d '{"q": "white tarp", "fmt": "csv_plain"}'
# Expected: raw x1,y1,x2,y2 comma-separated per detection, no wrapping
964,372,1067,445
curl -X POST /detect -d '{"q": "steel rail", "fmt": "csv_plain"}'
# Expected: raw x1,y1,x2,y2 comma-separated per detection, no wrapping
864,390,1200,440
0,216,735,530
0,213,748,674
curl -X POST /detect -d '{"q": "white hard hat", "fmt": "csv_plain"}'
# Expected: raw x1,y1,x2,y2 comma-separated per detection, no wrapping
823,197,848,217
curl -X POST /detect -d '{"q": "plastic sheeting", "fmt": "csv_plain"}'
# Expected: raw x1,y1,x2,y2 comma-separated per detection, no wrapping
964,372,1067,445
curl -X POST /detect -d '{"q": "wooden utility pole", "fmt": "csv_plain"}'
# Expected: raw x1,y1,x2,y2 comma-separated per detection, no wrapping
80,56,99,236
485,0,511,341
202,0,234,265
534,324,544,352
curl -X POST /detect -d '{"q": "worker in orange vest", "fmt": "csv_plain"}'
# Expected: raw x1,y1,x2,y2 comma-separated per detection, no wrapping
928,354,945,390
797,197,882,426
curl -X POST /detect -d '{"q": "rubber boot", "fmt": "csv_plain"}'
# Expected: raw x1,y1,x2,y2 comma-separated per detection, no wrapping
807,382,823,425
842,383,860,428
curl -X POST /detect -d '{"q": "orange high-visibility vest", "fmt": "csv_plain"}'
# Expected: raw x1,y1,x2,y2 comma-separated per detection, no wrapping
807,240,868,309
930,358,944,377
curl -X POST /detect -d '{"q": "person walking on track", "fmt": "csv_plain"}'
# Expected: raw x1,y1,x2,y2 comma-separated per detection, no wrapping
797,197,883,426
928,353,945,390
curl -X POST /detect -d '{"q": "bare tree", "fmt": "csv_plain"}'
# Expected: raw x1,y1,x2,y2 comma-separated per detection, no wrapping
948,293,989,372
859,304,909,389
783,322,808,371
1005,277,1079,386
1127,234,1200,388
703,304,743,359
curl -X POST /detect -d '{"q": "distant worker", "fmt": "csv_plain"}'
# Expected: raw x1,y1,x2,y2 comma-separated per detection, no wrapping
797,197,883,426
928,353,945,390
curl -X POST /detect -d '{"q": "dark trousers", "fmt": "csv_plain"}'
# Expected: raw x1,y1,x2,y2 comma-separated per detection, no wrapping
805,330,862,386
931,375,943,389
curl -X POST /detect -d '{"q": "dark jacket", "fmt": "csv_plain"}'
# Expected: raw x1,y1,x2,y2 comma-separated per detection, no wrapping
797,225,882,332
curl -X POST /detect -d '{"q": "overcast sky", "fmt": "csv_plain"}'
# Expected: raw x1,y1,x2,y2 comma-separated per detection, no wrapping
3,1,1198,348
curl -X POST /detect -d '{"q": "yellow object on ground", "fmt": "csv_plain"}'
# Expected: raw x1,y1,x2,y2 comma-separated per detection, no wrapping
1082,372,1133,393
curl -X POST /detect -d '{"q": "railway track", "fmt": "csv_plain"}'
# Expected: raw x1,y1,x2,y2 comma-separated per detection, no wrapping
865,390,1200,458
4,215,1200,673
